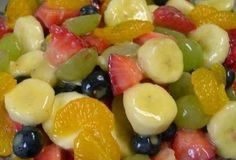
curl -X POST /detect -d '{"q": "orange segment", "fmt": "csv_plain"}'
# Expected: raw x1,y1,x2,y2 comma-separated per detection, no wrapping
74,127,120,160
210,63,226,85
46,0,90,10
53,97,114,137
94,20,154,44
0,72,16,101
0,102,15,156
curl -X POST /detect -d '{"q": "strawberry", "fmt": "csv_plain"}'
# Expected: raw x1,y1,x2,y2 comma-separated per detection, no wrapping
172,130,216,160
35,3,79,28
153,6,196,33
108,54,144,96
82,34,110,54
224,29,236,72
133,32,174,45
45,25,88,66
151,143,176,160
0,16,12,39
34,144,63,160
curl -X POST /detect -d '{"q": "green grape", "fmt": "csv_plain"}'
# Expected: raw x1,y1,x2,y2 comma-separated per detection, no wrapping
175,95,210,129
226,87,236,101
168,72,194,99
123,154,150,160
154,26,186,40
56,48,98,81
98,42,140,71
63,14,101,36
0,51,9,72
0,33,23,61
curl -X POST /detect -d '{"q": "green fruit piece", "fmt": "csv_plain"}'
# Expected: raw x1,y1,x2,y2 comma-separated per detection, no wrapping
123,154,150,160
112,96,134,158
56,48,98,81
0,33,22,61
98,42,139,71
63,14,101,36
155,26,186,40
146,0,154,4
175,95,210,129
0,51,9,72
226,87,236,101
168,72,194,99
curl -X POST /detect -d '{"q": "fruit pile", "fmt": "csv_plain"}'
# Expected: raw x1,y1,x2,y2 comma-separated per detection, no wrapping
1,0,236,159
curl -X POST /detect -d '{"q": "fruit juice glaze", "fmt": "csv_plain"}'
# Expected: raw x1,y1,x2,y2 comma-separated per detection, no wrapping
0,0,236,159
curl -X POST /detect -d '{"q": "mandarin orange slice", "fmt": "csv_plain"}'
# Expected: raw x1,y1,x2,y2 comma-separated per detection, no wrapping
0,72,16,101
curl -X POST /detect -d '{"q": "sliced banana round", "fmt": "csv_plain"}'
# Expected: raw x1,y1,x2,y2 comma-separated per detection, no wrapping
9,50,44,77
42,92,85,149
104,0,152,26
189,24,229,67
137,38,183,84
5,78,55,125
14,15,44,53
194,0,235,11
207,101,236,159
167,0,194,14
123,83,177,136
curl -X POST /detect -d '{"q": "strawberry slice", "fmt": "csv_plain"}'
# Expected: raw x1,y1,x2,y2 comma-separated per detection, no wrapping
34,144,63,160
45,25,88,66
35,3,80,28
0,16,12,39
172,130,215,160
153,6,196,33
108,54,144,96
151,143,176,160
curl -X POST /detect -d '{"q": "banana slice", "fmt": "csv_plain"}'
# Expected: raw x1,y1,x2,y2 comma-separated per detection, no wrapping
31,59,58,86
167,0,194,14
9,50,44,77
189,24,229,67
207,101,236,159
137,38,183,84
5,78,55,125
104,0,152,26
42,92,85,149
194,0,235,11
123,83,177,136
14,15,44,53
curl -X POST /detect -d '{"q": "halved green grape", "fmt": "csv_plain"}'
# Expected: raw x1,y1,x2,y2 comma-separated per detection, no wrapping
98,42,140,71
154,26,186,40
168,72,194,99
0,51,9,72
226,87,236,101
175,95,210,129
0,33,22,61
56,48,98,81
63,14,101,36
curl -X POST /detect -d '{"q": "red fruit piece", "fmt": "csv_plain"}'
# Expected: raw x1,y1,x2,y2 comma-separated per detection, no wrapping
172,130,215,160
35,3,80,28
108,54,144,96
153,6,196,33
0,16,11,39
133,32,174,45
224,29,236,72
151,143,176,160
45,25,88,67
82,34,110,55
34,144,63,160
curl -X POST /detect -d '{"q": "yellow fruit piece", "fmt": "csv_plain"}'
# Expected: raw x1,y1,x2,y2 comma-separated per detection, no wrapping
210,63,226,85
0,102,15,156
189,5,236,30
53,97,114,137
191,68,228,115
0,72,16,101
5,0,38,28
94,20,154,44
46,0,90,10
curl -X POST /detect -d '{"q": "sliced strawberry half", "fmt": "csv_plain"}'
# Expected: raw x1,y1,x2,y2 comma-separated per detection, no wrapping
172,130,216,160
0,16,12,39
35,3,80,29
108,54,144,96
151,143,176,160
34,144,63,160
153,6,196,33
45,25,88,67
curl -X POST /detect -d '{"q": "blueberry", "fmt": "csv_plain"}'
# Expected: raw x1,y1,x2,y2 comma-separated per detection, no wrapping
91,0,101,10
160,123,177,141
153,0,168,5
53,81,82,94
81,67,112,99
80,5,98,15
13,126,44,158
225,68,235,88
132,134,161,155
16,76,30,84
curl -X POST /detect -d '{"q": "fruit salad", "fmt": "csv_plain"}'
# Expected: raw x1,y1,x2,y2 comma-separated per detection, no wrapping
1,0,236,159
